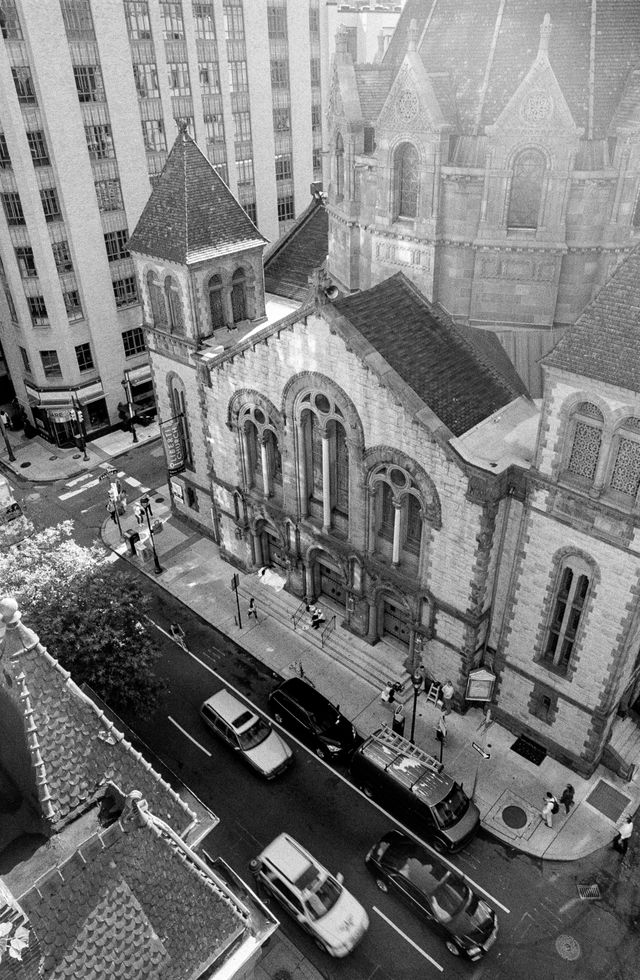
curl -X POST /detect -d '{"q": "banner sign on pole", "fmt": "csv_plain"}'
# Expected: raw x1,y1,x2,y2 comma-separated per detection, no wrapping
161,417,185,473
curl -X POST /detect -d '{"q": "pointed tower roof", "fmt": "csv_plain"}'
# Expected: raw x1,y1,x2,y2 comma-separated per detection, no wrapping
543,245,640,392
128,124,265,266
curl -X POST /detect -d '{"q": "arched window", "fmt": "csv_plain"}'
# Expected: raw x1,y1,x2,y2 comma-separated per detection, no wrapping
507,148,545,229
609,417,640,502
335,132,344,199
231,267,247,323
238,404,281,498
405,493,422,554
244,419,261,486
165,276,184,333
378,483,395,541
566,402,603,484
208,273,225,329
169,379,193,469
542,557,591,674
394,142,419,219
147,271,166,326
264,429,282,487
370,464,423,566
299,391,350,527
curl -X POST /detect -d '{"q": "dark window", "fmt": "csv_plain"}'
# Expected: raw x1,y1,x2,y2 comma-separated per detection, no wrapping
0,0,23,39
40,187,61,222
0,133,10,169
64,290,83,320
40,349,61,377
204,113,224,144
231,267,246,322
543,565,590,674
74,65,104,103
2,192,24,226
122,326,146,357
199,62,220,93
566,402,603,483
52,241,73,274
310,57,321,87
277,194,294,222
270,59,289,89
85,124,114,160
60,0,94,38
142,119,166,152
104,229,130,262
124,0,151,39
234,110,251,142
508,148,545,229
311,104,321,132
275,154,292,182
404,494,422,555
395,143,419,218
167,62,190,96
29,297,49,326
243,200,257,224
236,158,254,186
228,60,248,92
312,148,322,174
15,246,36,278
165,275,184,332
95,179,124,212
161,0,184,38
133,64,159,99
27,131,49,167
19,346,31,372
378,483,394,541
335,132,344,198
75,342,94,371
12,67,37,105
113,276,138,308
193,3,215,39
309,5,319,36
273,107,290,133
4,287,17,322
363,126,375,154
267,5,287,39
208,273,225,328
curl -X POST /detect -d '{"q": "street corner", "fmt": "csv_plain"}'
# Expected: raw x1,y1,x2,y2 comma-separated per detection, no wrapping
481,788,544,844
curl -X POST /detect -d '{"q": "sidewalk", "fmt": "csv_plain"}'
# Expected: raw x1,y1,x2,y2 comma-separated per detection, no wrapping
3,425,639,864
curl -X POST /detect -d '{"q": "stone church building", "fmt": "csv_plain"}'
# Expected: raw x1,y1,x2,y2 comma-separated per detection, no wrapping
129,2,640,781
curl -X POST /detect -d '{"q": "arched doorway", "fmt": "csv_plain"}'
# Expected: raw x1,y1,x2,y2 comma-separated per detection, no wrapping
378,591,411,648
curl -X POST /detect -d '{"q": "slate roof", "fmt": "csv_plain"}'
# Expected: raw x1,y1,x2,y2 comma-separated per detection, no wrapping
333,273,529,436
264,197,328,301
19,795,245,980
543,245,640,392
354,65,394,122
128,127,265,266
0,621,193,835
383,0,640,137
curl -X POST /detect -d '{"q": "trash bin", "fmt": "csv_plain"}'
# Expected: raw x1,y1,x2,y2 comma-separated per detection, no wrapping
124,529,140,556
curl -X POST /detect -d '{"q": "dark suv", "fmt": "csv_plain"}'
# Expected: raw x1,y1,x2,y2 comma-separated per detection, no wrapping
268,677,357,761
365,831,498,960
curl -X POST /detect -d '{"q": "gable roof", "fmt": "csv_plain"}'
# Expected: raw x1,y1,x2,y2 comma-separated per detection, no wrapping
384,0,640,137
264,197,328,300
333,273,529,436
128,127,265,266
543,246,640,392
14,794,245,980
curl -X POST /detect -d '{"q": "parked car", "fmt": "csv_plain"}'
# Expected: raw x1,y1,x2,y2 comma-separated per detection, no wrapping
268,677,358,760
351,726,480,851
200,689,293,779
366,830,498,960
251,833,369,957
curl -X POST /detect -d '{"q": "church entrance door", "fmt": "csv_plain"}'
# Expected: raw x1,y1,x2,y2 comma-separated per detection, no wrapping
260,529,287,571
317,557,346,605
382,598,410,647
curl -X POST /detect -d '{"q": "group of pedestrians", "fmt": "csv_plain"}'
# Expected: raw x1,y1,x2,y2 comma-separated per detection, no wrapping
540,786,634,857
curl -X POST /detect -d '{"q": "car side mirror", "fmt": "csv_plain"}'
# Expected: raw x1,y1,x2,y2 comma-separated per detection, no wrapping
336,872,344,884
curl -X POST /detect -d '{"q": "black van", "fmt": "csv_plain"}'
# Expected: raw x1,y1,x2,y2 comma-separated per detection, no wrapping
350,726,480,852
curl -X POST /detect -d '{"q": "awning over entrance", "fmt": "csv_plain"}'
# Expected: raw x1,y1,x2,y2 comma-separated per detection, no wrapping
25,379,105,408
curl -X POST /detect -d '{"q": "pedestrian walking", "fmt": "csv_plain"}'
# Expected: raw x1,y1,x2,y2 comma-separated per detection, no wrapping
134,502,145,526
435,712,447,743
248,597,258,621
541,791,559,828
613,815,634,856
559,784,575,815
0,409,10,429
392,702,405,737
440,679,454,715
106,499,117,524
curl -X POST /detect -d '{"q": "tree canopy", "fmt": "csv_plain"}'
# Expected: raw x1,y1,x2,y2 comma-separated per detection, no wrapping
0,522,164,717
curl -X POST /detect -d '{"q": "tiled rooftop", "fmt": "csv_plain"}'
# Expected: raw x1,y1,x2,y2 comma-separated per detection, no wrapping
264,198,328,301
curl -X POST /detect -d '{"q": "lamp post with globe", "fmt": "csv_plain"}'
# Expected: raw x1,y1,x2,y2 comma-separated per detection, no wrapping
139,495,162,574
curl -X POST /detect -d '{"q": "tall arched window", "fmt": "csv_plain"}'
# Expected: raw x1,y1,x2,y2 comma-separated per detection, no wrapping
370,464,424,566
507,148,545,229
264,429,282,488
609,417,640,502
394,142,419,219
335,132,344,199
169,379,193,469
165,276,184,333
208,273,225,329
147,271,167,326
238,404,282,498
542,558,591,674
231,268,247,323
378,483,394,541
299,391,350,529
405,493,422,554
244,420,261,486
566,402,603,485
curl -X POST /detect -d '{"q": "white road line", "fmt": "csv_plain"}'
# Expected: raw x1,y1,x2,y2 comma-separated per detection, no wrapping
125,476,142,487
168,715,211,756
59,477,101,500
372,907,443,972
147,617,510,916
65,473,92,487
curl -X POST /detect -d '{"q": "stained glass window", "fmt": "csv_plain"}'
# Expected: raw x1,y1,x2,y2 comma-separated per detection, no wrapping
507,148,545,228
395,143,419,218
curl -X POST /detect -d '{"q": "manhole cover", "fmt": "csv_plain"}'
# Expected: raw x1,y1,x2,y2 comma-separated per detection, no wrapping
73,453,82,459
20,462,31,468
502,804,528,829
49,455,58,461
155,495,165,503
555,935,580,960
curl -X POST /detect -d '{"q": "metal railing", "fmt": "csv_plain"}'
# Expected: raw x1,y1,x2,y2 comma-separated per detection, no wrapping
291,600,308,630
320,614,336,649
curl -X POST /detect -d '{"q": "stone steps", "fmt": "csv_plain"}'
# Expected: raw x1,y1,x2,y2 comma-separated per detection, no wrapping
608,715,640,762
239,577,408,693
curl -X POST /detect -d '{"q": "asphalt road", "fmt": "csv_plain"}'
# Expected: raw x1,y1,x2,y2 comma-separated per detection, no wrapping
7,441,640,979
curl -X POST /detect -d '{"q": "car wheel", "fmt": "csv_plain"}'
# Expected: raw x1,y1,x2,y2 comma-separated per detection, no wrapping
375,878,388,893
445,940,461,957
273,711,284,725
431,837,446,854
361,784,374,799
315,745,326,760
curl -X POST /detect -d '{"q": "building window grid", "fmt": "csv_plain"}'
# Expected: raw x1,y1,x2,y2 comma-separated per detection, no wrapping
242,200,257,224
0,134,10,169
74,65,105,103
124,0,152,39
161,0,185,38
40,349,61,377
508,148,545,230
267,4,287,40
277,194,294,222
142,119,167,152
310,57,321,87
40,188,62,222
12,67,37,105
95,178,124,212
228,60,248,93
64,290,83,320
543,565,590,673
113,276,139,308
27,131,50,168
19,346,31,372
122,326,146,357
85,124,115,160
309,3,320,37
275,153,292,182
610,434,640,498
167,62,191,96
223,2,244,42
1,0,23,39
233,110,251,143
15,246,37,278
199,62,221,93
270,59,289,90
60,0,95,38
75,342,94,372
29,297,49,326
2,192,25,225
193,2,215,39
104,230,130,262
52,241,73,274
236,158,254,187
133,63,160,99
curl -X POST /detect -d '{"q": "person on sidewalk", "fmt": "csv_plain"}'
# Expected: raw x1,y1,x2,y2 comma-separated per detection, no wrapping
392,702,405,737
106,499,117,524
134,502,145,526
440,679,454,715
613,815,634,856
559,784,575,815
0,409,11,430
248,597,258,621
541,792,559,828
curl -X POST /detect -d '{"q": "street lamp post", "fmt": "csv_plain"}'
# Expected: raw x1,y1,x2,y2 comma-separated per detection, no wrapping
409,671,424,744
140,494,162,574
71,395,89,461
121,378,138,444
0,413,16,462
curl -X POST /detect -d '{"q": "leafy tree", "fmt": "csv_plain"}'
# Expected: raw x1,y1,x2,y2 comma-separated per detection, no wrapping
0,522,164,717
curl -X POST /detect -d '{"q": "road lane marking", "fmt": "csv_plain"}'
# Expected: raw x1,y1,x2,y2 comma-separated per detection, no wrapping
59,477,100,500
168,715,211,756
372,907,443,971
147,617,509,915
125,476,141,487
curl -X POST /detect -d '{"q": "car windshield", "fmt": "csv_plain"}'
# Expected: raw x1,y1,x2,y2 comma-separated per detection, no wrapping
237,717,271,750
304,876,342,920
309,705,340,733
430,874,469,922
433,783,469,829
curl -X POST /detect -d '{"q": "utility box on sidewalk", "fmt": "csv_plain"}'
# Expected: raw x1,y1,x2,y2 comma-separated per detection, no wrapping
123,529,140,556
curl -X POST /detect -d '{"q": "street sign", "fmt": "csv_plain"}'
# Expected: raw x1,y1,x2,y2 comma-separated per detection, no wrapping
471,742,491,759
98,468,118,482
